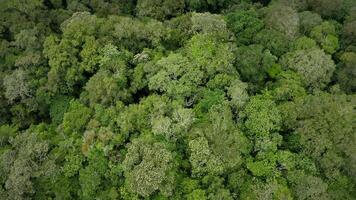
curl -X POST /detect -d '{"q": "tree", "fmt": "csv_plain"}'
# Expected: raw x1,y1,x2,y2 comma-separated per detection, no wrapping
342,13,356,46
78,148,109,199
148,53,204,99
225,9,264,45
188,137,225,176
3,69,31,104
201,175,234,200
116,95,168,137
166,12,230,48
136,0,185,21
148,33,236,100
0,124,17,147
240,178,293,200
335,52,356,93
84,45,133,106
43,35,81,94
13,28,42,51
280,48,336,90
291,36,317,51
186,189,207,200
281,93,356,182
122,136,176,197
253,28,290,57
264,4,299,39
12,28,44,68
108,16,168,52
227,79,249,110
43,12,104,95
0,0,52,42
299,11,323,34
191,12,231,39
234,44,277,91
60,12,100,43
267,71,306,102
271,0,308,11
151,106,195,141
49,95,72,125
287,170,329,200
185,34,236,78
307,0,344,19
1,1,356,199
189,102,250,177
310,21,339,54
78,36,101,74
1,129,55,200
84,70,131,106
62,100,92,135
241,95,282,153
166,13,195,47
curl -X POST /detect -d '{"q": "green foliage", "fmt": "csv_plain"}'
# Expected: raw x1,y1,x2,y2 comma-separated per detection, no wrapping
246,153,277,177
84,69,131,106
43,34,82,94
191,12,230,38
49,95,72,125
136,0,185,20
227,79,249,109
0,1,355,199
280,48,336,90
240,178,293,200
226,9,264,45
186,0,239,12
189,136,225,176
243,95,281,136
62,100,92,135
79,148,109,199
190,103,250,177
0,125,17,147
242,95,282,155
291,36,317,51
254,28,290,57
308,0,344,19
3,69,31,103
185,34,236,77
299,11,323,34
109,16,168,52
282,93,356,181
342,15,356,46
264,4,300,39
194,89,225,118
268,71,306,102
122,136,176,197
271,0,308,11
335,52,356,93
165,12,231,46
186,189,207,200
148,53,203,98
0,130,55,199
235,44,277,91
310,21,340,54
287,170,329,200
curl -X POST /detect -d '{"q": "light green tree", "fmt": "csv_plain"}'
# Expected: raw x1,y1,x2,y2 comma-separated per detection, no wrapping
122,137,176,197
62,100,92,135
280,48,336,89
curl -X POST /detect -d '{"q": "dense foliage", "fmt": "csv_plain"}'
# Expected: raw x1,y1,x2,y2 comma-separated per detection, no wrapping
0,0,355,199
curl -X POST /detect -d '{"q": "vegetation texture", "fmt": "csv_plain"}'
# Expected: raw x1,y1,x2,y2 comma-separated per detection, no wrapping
0,0,355,199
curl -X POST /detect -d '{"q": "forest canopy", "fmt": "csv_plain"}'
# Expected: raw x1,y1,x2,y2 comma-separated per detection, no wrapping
0,0,355,199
